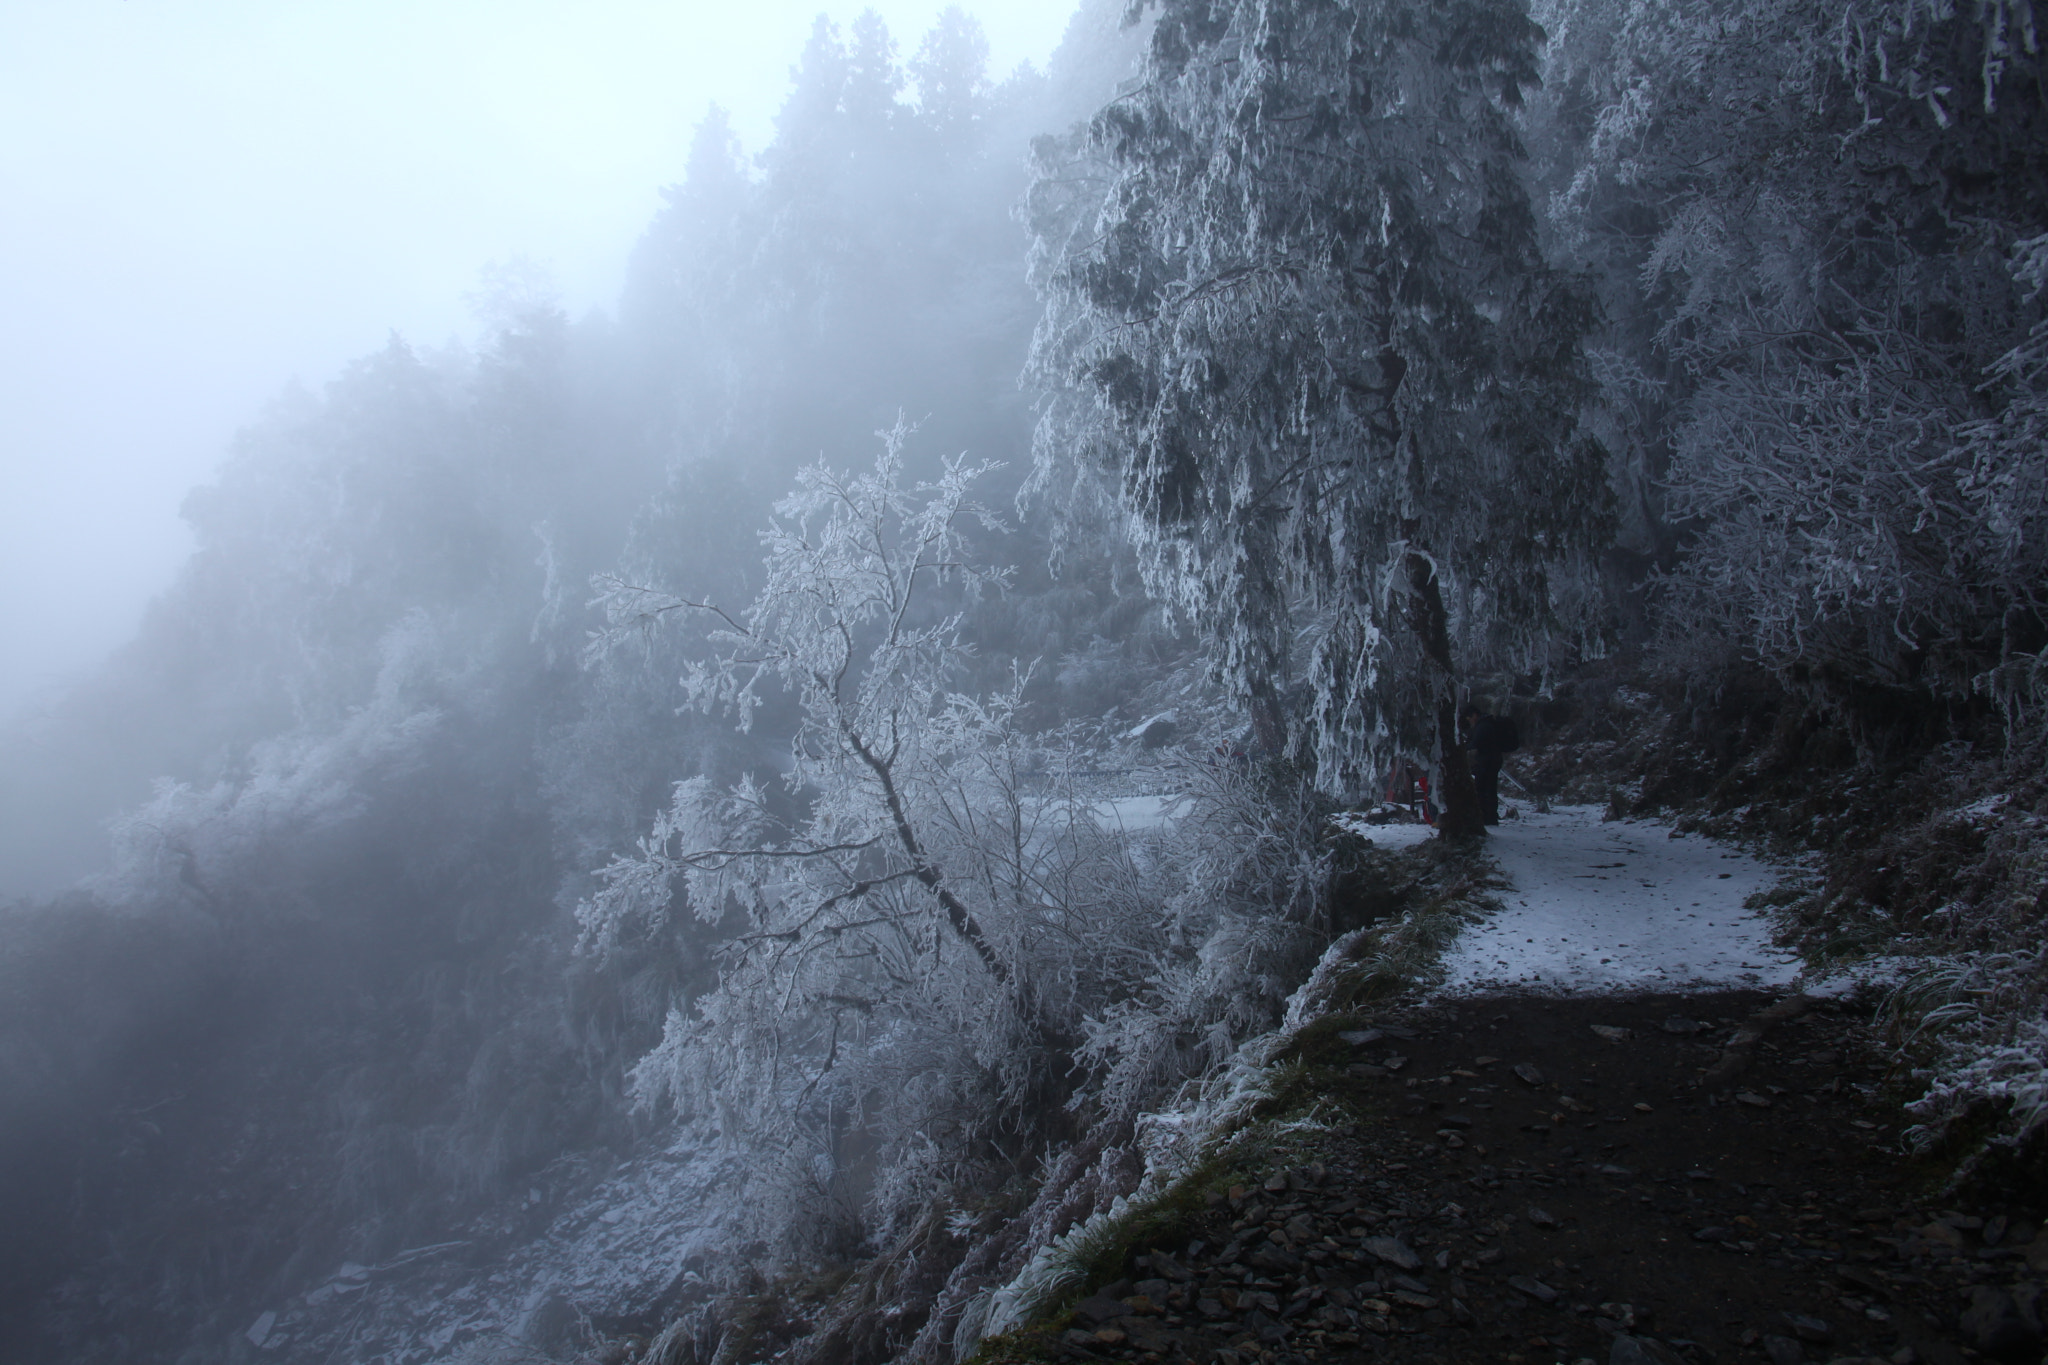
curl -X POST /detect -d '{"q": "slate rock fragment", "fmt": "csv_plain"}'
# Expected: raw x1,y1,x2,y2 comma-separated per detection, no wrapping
1360,1236,1421,1270
1959,1285,2043,1361
1610,1336,1684,1365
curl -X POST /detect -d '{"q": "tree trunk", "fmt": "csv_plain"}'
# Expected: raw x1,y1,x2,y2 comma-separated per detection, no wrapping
1404,537,1484,840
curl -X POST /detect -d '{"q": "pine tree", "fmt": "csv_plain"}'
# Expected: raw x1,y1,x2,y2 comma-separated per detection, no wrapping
1028,0,1612,834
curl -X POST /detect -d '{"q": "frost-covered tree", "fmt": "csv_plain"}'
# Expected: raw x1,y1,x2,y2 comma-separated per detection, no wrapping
1531,0,2048,729
575,429,1373,1285
1027,0,1612,835
578,436,1095,1252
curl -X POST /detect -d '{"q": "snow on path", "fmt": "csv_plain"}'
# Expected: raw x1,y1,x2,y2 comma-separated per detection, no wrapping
1433,804,1802,996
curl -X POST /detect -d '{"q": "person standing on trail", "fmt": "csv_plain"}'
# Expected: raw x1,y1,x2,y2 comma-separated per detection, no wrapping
1461,704,1520,826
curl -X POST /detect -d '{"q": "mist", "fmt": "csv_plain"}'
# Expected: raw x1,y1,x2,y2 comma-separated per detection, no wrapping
0,0,1069,719
1,0,2041,1361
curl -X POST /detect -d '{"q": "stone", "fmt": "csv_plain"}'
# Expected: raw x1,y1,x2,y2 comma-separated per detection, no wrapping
1514,1062,1546,1086
1692,1227,1735,1244
1361,1236,1422,1270
1761,1333,1805,1365
1590,1024,1632,1041
1341,1029,1385,1046
1508,1275,1560,1304
1123,1318,1174,1352
1782,1313,1832,1343
2024,1230,2048,1273
1610,1336,1683,1365
1662,1018,1708,1035
1735,1092,1773,1108
1982,1214,2009,1247
1528,1207,1561,1229
1074,1296,1129,1325
1958,1286,2043,1360
1917,1222,1967,1249
1146,1250,1193,1281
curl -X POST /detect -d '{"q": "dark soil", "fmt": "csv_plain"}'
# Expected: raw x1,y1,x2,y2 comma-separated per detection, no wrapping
993,991,2048,1365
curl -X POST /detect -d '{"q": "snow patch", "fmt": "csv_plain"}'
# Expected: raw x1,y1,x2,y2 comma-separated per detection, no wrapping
1434,805,1801,996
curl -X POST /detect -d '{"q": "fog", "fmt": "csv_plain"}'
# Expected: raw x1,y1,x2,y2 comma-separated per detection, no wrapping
1,0,2039,1360
0,0,1068,717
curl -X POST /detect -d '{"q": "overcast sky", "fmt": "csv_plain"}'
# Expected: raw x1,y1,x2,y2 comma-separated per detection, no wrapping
0,0,1074,718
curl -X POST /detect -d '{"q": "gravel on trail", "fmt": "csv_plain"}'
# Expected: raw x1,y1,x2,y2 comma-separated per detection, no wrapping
1018,991,2046,1365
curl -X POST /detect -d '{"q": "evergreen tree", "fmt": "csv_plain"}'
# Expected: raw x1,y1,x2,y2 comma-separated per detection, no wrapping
1028,0,1612,834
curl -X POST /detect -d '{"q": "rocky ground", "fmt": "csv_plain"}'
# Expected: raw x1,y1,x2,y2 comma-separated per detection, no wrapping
982,990,2047,1365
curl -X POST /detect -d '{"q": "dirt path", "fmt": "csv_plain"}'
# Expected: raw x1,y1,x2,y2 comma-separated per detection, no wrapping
1001,816,2047,1365
1023,991,2045,1365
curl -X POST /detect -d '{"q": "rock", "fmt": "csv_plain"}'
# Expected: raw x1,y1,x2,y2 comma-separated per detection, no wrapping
1782,1313,1832,1344
1918,1221,1967,1249
1761,1333,1805,1365
1982,1214,2009,1247
1132,1279,1170,1303
1528,1207,1561,1229
1438,1114,1474,1129
1514,1062,1546,1086
1610,1336,1683,1365
1123,1318,1174,1352
245,1311,277,1348
2024,1230,2048,1273
1662,1018,1708,1035
1074,1296,1129,1325
1508,1276,1560,1304
1591,1025,1633,1042
1125,712,1178,747
1735,1092,1773,1108
1146,1249,1193,1282
1834,1266,1890,1300
1959,1286,2043,1360
1361,1236,1422,1270
1340,1029,1385,1046
1692,1227,1735,1244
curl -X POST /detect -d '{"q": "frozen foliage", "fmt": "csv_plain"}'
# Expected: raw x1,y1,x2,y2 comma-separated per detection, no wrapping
1534,0,2048,725
1028,0,1614,825
1887,948,2048,1154
581,438,1210,1262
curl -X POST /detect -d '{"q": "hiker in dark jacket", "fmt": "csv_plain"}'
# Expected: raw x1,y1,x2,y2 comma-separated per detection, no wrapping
1461,704,1521,826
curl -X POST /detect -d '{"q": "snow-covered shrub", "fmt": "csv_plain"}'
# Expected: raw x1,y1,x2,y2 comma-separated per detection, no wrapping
1886,948,2048,1155
581,436,1213,1265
